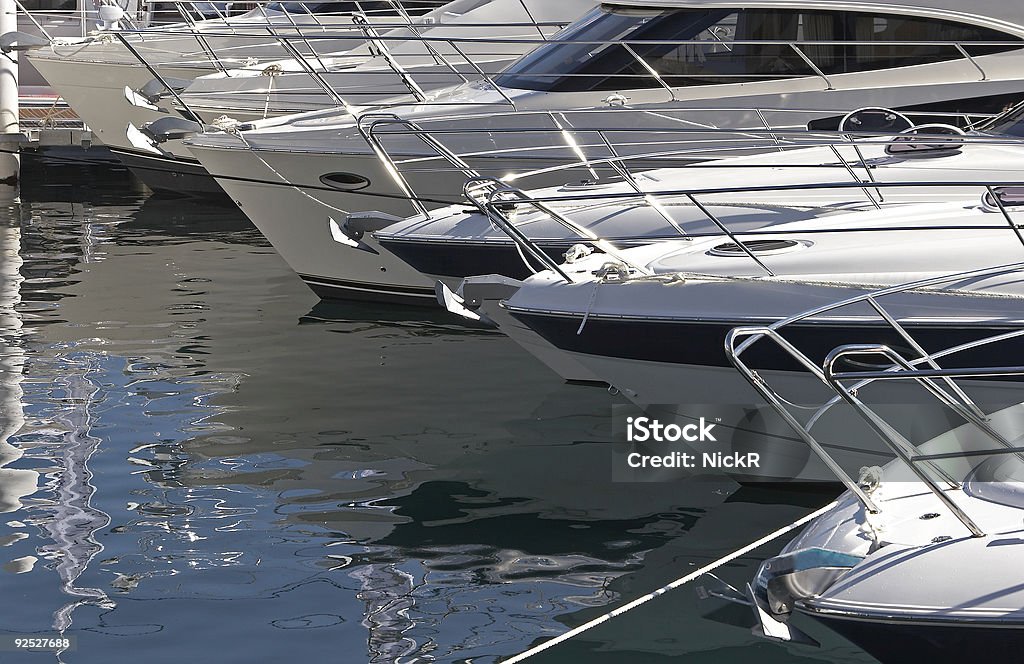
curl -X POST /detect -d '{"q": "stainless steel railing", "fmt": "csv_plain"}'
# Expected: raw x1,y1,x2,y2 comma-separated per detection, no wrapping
104,19,1024,107
724,261,1024,537
346,110,1024,282
460,177,1024,283
353,109,1010,218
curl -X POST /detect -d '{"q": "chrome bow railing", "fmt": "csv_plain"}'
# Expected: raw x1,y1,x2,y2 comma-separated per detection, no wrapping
114,29,1024,81
348,119,1024,283
464,176,1024,282
103,16,1024,114
725,262,1024,537
351,107,1015,218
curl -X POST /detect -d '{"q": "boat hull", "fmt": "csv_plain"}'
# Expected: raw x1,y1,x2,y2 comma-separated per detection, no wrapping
504,305,1024,480
27,53,210,153
111,148,225,197
188,139,606,302
812,614,1024,664
190,53,1024,304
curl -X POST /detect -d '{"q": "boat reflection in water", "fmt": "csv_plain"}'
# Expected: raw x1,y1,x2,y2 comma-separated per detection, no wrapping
43,361,116,633
0,219,35,522
0,175,864,662
1,204,118,651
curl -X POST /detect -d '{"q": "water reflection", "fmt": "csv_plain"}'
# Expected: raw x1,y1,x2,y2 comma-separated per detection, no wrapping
43,359,115,633
0,167,872,663
0,219,32,517
2,199,118,655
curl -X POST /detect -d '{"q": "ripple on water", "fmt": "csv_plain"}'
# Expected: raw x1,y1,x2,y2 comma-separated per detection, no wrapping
0,164,867,664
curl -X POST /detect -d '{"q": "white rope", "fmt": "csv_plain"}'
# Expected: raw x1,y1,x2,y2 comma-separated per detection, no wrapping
576,280,600,335
262,70,275,121
502,500,840,664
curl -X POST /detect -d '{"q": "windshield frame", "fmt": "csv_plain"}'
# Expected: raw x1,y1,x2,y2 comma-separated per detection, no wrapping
495,4,1024,93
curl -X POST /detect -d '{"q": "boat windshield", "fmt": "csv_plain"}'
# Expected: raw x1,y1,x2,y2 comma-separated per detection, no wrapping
984,103,1024,137
496,5,1023,92
265,1,417,14
964,454,1024,509
20,0,76,8
267,1,361,13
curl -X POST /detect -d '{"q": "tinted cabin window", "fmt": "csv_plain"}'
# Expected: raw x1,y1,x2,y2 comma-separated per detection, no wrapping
20,0,76,9
266,1,433,14
496,6,1022,92
266,2,372,12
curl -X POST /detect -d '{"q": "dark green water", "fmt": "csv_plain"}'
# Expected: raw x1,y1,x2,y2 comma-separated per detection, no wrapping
0,161,876,663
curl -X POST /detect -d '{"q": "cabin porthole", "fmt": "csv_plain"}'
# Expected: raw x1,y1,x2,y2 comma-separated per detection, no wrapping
320,172,371,191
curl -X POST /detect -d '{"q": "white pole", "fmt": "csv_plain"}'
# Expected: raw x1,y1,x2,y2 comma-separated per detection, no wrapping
0,0,19,188
0,223,31,516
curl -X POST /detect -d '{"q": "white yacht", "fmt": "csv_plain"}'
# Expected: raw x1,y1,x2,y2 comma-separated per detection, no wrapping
30,0,592,192
359,113,1024,302
120,0,593,183
442,197,1024,479
376,113,1024,291
726,310,1024,661
14,0,141,86
171,0,590,119
21,0,445,186
184,0,1024,301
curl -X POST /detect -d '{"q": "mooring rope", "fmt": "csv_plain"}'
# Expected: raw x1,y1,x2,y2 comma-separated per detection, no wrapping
502,499,840,663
